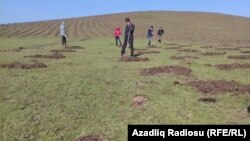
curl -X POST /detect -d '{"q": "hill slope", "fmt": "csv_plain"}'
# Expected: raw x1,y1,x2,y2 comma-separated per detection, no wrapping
0,11,250,44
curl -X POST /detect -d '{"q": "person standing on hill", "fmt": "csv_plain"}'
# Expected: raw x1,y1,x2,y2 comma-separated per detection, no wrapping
60,21,67,48
147,26,154,47
157,27,165,44
114,27,122,46
121,18,135,57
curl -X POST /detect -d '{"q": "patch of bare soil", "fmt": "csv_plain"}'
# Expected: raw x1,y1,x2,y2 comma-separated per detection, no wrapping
228,55,250,59
132,95,148,108
137,50,160,54
141,66,192,76
134,48,148,51
200,52,226,56
198,98,216,103
187,80,250,94
51,49,76,53
148,45,161,48
25,53,65,59
215,63,250,70
66,46,85,49
0,62,47,69
163,47,182,49
164,43,181,46
178,49,199,52
119,57,149,62
75,135,102,141
240,51,250,53
216,47,239,50
170,55,199,60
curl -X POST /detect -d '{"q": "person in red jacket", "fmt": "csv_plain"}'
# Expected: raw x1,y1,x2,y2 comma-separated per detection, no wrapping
114,27,122,46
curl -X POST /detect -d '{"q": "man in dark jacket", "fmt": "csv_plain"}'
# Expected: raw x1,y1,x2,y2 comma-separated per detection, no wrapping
157,27,165,43
121,18,135,57
147,26,154,47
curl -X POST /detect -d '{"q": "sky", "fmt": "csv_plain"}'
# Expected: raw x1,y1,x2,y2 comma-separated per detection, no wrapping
0,0,250,24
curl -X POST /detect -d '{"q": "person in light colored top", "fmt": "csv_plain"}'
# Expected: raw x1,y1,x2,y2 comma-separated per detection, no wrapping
60,21,67,47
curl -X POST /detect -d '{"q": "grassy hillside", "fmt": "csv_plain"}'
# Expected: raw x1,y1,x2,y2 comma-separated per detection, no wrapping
1,11,250,44
0,11,250,141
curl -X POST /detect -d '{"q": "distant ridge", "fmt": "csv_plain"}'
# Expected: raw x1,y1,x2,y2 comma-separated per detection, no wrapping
0,11,250,44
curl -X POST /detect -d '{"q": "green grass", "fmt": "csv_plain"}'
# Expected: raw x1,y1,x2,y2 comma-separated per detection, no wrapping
0,37,250,141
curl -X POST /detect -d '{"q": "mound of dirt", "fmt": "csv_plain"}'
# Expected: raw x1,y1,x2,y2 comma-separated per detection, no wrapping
137,50,160,54
141,65,192,76
240,51,250,53
228,55,250,59
119,57,149,62
200,52,226,56
132,95,148,108
173,81,184,86
0,62,47,69
216,47,239,50
66,46,85,49
198,98,216,103
75,135,102,141
215,63,250,70
170,55,199,60
25,53,65,59
178,49,199,52
18,47,25,49
204,64,212,67
51,49,76,53
187,80,250,94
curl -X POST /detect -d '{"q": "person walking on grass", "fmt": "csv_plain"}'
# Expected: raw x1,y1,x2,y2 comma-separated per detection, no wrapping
157,27,165,44
114,27,122,46
60,21,67,48
121,18,135,57
147,26,154,47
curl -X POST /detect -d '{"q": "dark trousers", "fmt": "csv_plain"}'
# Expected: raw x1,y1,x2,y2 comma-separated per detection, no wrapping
61,35,67,46
158,35,163,43
121,36,134,57
148,36,152,46
115,36,122,46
